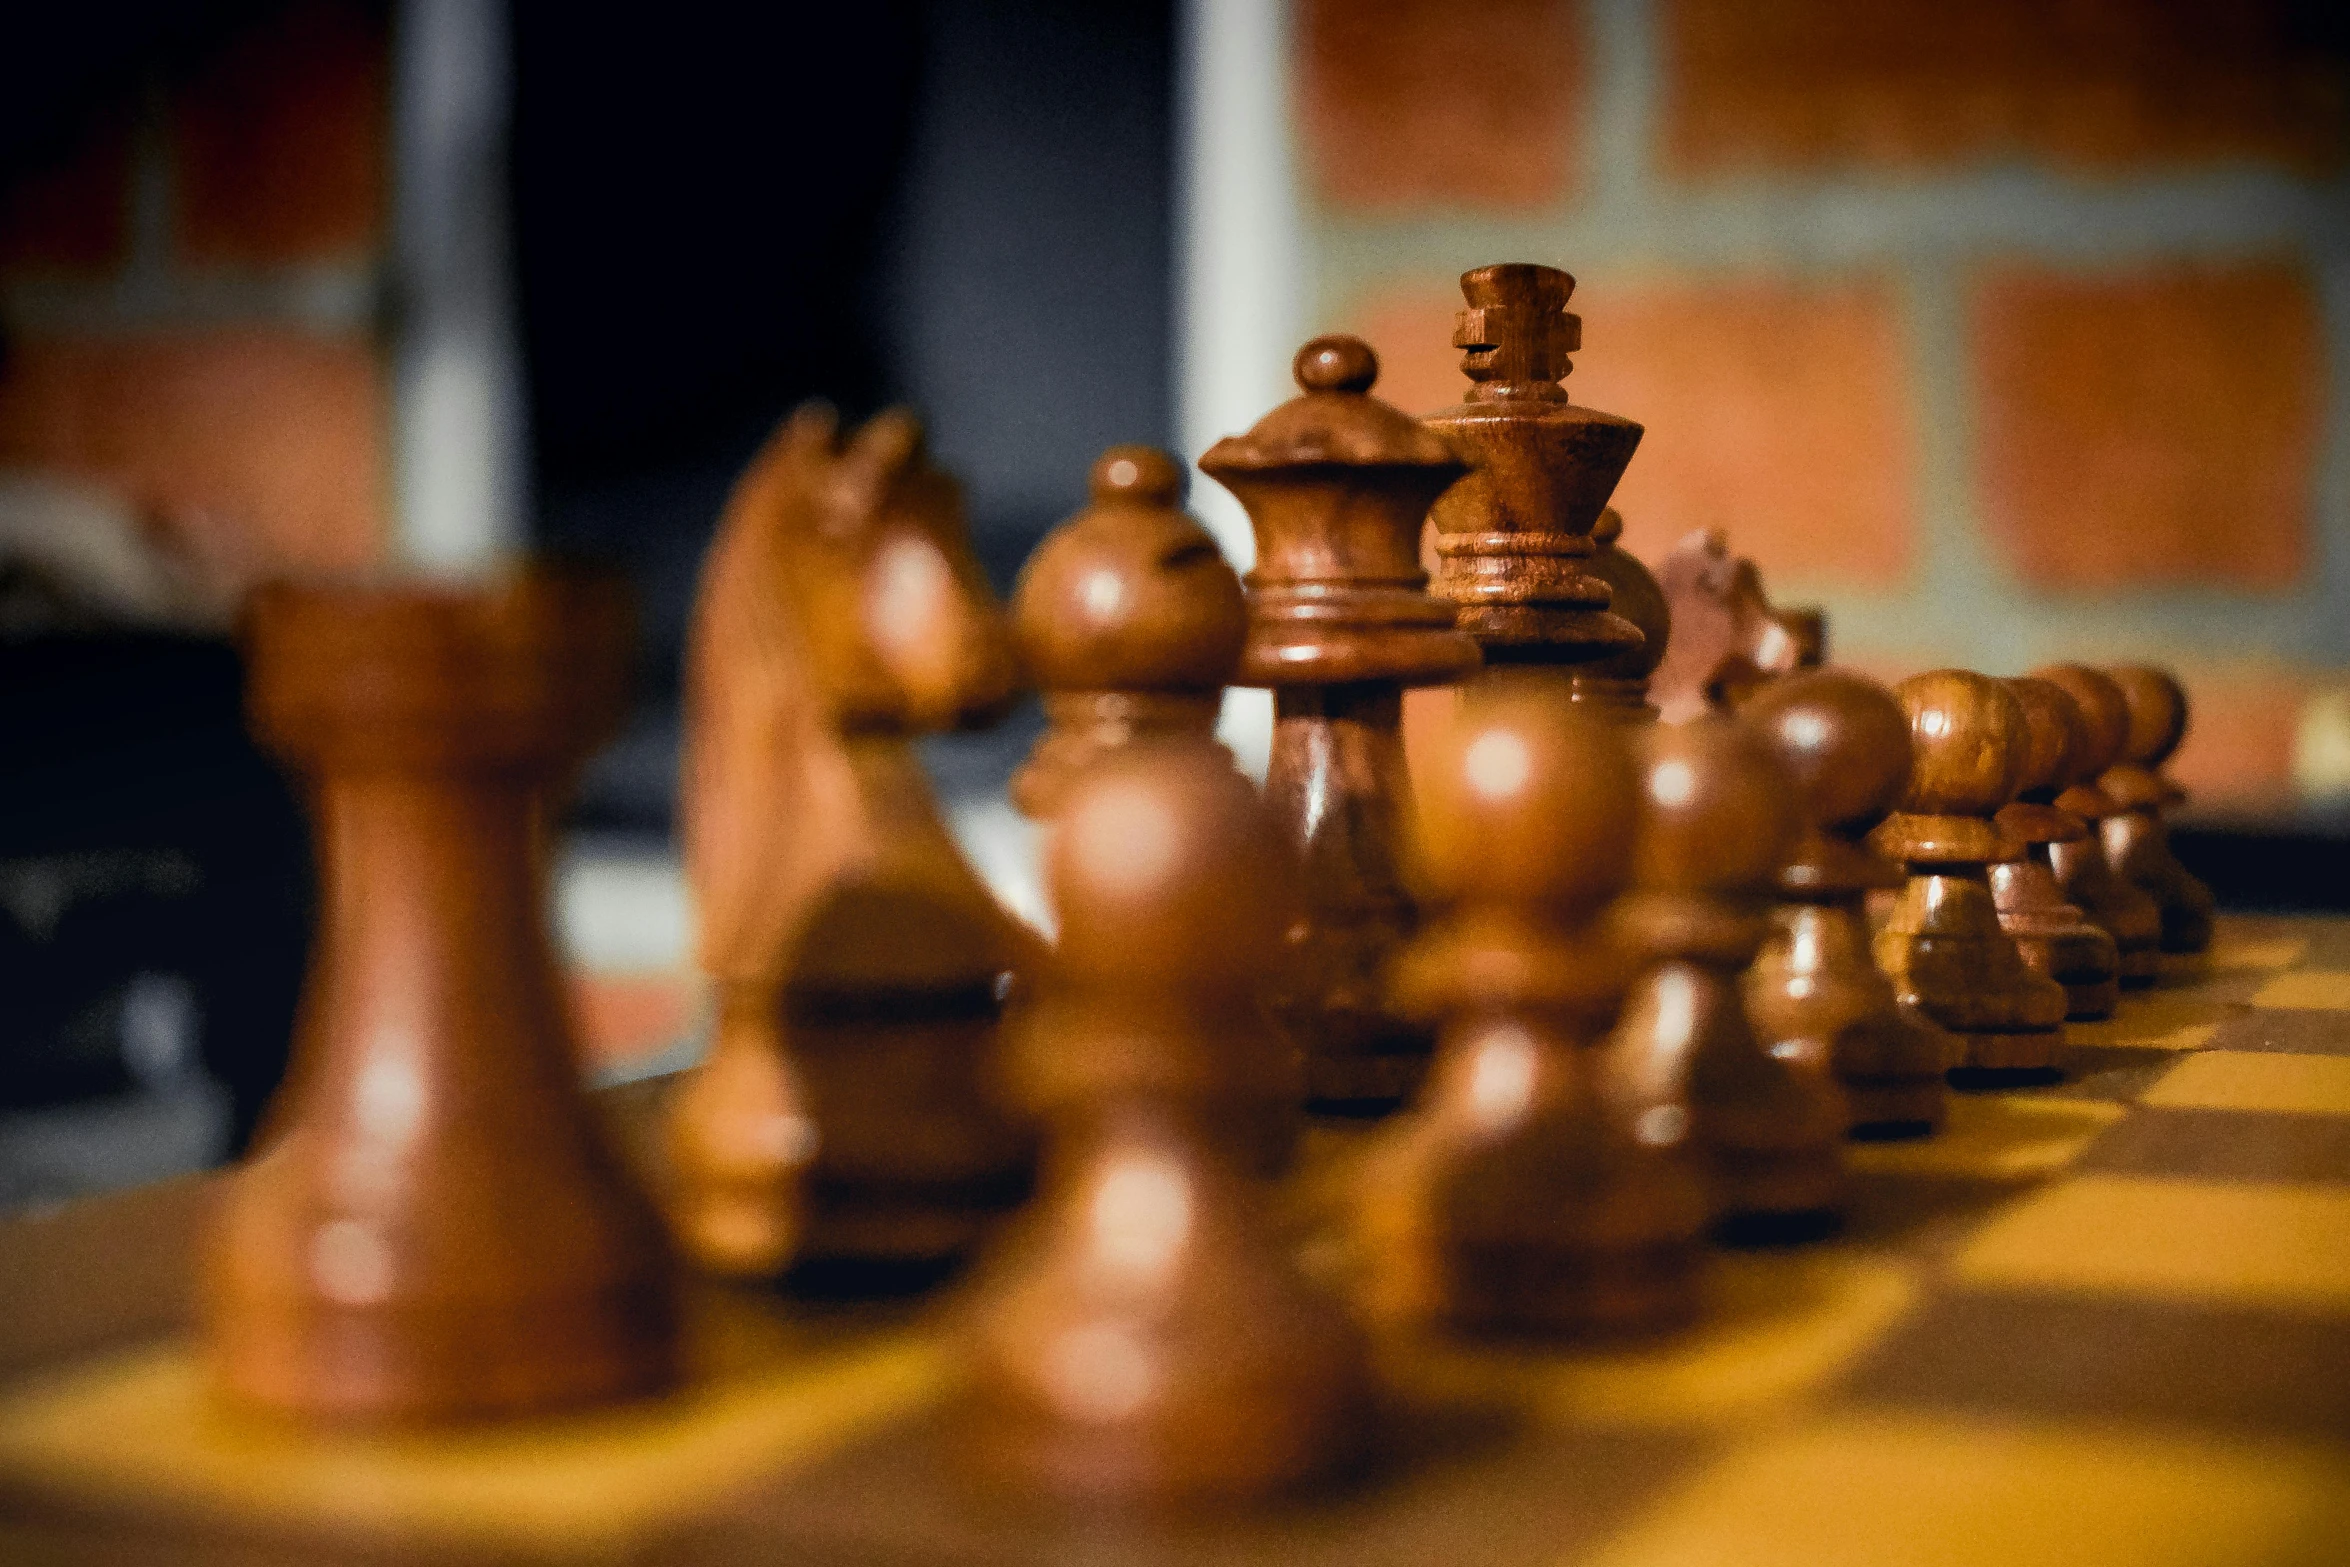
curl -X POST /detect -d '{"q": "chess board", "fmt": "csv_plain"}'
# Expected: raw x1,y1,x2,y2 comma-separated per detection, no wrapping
5,912,2349,1566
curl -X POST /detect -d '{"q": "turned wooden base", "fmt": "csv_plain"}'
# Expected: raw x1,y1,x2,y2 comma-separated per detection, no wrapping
1947,1026,2064,1073
1843,1077,1949,1138
1442,1242,1704,1340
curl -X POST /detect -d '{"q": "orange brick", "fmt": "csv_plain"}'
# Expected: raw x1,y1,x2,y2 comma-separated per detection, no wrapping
1973,263,2320,591
171,0,387,264
569,970,699,1073
1352,274,1918,588
2167,665,2316,807
1664,0,2349,174
0,331,388,573
1297,0,1583,212
0,114,132,274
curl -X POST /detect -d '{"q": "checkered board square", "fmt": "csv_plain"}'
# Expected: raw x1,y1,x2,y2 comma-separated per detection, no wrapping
3,915,2347,1566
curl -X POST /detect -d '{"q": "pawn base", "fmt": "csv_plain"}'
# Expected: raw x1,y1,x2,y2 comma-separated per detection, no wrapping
1948,1026,2063,1073
1444,1241,1704,1340
1843,1077,1948,1138
1712,1147,1844,1230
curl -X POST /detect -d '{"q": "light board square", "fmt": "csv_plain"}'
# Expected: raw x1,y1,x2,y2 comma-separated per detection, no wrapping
2144,1052,2350,1116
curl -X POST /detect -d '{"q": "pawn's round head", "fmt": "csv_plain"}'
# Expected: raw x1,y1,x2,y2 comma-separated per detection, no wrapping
1050,743,1289,988
1633,715,1803,895
1293,334,1379,394
1741,669,1911,836
1891,670,2028,816
2003,677,2087,797
2106,664,2189,768
1010,445,1246,693
2029,664,2129,780
1417,685,1640,915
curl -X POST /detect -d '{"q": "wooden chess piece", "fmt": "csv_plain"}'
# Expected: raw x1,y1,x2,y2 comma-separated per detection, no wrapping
1416,263,1647,710
1361,684,1706,1334
1990,678,2122,1020
1870,671,2068,1075
1610,716,1846,1238
2100,664,2216,957
2026,663,2162,986
1009,446,1247,819
958,744,1370,1503
667,406,1034,1283
1744,670,1953,1137
1648,529,1804,723
1781,607,1828,668
1200,335,1481,1113
1572,506,1670,717
206,573,677,1420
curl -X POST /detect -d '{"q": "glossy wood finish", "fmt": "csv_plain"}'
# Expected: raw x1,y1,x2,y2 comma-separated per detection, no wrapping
1648,529,1805,723
2100,663,2216,956
2024,663,2164,987
668,406,1033,1282
1743,670,1953,1137
1418,263,1647,712
1870,671,2069,1074
1991,678,2122,1019
208,574,677,1421
958,744,1368,1504
1572,506,1671,717
1610,715,1845,1234
1009,446,1247,819
1362,682,1707,1334
1201,335,1481,1111
1781,607,1828,668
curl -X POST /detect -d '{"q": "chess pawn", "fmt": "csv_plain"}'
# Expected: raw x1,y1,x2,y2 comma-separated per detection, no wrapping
1570,506,1670,717
1361,685,1707,1334
2100,664,2216,957
1648,529,1805,723
206,575,677,1421
1611,717,1847,1237
1200,335,1481,1113
959,744,1370,1503
1743,670,1952,1137
667,407,1033,1282
1009,446,1247,819
2026,663,2162,985
1990,679,2122,1020
1871,672,2068,1075
1418,263,1647,702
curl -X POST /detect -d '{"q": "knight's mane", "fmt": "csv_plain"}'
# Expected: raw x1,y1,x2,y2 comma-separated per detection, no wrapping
680,409,864,986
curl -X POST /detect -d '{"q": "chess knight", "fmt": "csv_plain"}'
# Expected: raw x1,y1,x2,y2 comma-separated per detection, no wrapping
667,404,1037,1280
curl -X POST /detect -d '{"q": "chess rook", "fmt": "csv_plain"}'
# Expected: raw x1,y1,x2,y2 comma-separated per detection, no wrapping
206,574,677,1421
667,407,1034,1282
959,745,1369,1503
1573,506,1671,717
1744,669,1953,1137
2100,664,2216,957
2026,663,2164,987
1009,446,1247,819
1418,263,1647,707
1363,685,1707,1334
1611,716,1847,1237
1201,335,1481,1112
1991,678,2123,1020
1871,671,2069,1075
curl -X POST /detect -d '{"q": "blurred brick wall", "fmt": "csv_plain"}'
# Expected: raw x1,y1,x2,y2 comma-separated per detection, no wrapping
1299,0,2350,809
0,1,390,575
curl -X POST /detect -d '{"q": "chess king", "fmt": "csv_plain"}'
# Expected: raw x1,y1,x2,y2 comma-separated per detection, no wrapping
666,405,1036,1281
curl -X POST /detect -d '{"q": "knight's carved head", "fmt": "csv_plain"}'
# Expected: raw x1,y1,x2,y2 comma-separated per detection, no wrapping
745,403,1018,734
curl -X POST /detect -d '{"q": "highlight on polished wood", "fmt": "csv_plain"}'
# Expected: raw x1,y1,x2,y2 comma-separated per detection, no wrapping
666,404,1034,1283
1743,668,1952,1137
956,742,1367,1504
1870,670,2068,1075
1009,445,1247,819
208,572,678,1422
1200,334,1481,1113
